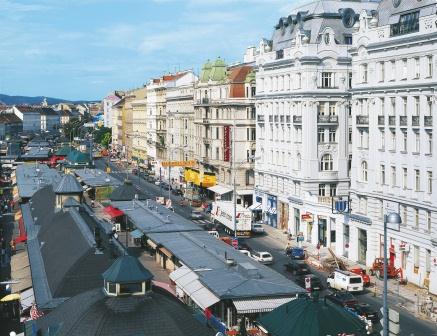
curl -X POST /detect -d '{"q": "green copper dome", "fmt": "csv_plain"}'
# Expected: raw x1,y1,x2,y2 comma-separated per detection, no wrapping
200,60,212,82
209,57,227,82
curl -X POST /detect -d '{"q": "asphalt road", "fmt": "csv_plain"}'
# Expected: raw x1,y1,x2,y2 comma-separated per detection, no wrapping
97,158,437,336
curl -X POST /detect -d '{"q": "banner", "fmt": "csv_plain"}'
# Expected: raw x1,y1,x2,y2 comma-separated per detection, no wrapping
223,125,231,162
192,169,201,186
162,160,196,168
184,168,192,182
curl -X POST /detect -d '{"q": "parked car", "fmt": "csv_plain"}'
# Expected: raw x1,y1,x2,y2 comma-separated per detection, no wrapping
154,180,161,186
251,251,274,265
207,230,220,239
286,247,305,260
284,260,310,275
294,274,323,291
238,240,252,252
239,249,251,257
325,291,358,308
190,210,204,220
349,303,379,322
251,223,265,234
327,269,364,292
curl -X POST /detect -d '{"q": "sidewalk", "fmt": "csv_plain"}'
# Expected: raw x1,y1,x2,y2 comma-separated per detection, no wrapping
262,224,437,322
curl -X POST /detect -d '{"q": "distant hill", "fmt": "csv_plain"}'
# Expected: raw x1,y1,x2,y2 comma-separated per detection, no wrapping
0,93,97,106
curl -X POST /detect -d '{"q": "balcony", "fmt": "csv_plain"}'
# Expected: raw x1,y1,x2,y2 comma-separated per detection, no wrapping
399,116,408,127
412,116,420,127
318,196,332,205
378,116,385,126
388,116,396,127
257,115,265,122
424,116,433,128
293,115,302,124
317,115,338,125
356,115,369,126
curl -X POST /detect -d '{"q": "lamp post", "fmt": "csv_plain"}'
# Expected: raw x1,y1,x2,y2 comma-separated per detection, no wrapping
383,212,402,336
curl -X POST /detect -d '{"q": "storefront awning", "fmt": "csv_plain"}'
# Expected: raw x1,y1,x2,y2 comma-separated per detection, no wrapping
233,297,295,314
10,250,32,293
104,205,124,218
248,202,262,211
170,266,220,310
130,229,143,239
207,185,232,195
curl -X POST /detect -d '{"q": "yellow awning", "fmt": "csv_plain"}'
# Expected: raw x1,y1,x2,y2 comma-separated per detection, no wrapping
1,293,20,302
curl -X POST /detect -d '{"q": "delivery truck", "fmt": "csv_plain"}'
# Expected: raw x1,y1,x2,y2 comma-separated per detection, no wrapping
211,201,252,237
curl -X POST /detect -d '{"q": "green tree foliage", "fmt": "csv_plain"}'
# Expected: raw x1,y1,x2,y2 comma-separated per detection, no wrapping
101,132,111,148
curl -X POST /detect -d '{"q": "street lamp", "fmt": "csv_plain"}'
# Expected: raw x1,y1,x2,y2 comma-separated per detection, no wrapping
383,212,402,336
232,155,260,239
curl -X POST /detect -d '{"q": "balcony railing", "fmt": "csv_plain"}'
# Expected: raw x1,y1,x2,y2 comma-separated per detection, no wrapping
412,116,420,127
318,196,332,205
424,116,433,127
293,115,302,124
388,116,396,126
378,116,385,126
257,115,265,122
356,115,369,125
399,116,408,127
317,115,338,124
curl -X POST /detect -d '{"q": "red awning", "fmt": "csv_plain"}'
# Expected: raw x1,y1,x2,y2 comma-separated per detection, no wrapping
104,205,124,218
14,218,27,243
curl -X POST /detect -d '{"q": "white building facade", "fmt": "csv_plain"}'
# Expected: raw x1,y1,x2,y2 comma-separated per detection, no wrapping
348,0,437,294
103,92,121,128
254,1,378,244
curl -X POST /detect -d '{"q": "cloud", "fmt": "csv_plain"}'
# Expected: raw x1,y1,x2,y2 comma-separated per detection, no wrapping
0,0,50,12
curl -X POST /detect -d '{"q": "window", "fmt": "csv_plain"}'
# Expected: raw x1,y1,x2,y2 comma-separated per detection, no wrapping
415,96,420,116
329,184,337,197
359,196,367,214
120,282,143,294
402,97,407,115
348,128,352,144
379,200,384,219
428,171,433,194
320,154,333,171
321,72,333,88
415,169,420,191
318,128,325,143
391,131,396,151
107,282,116,294
319,184,326,196
402,131,408,151
402,59,407,79
361,161,368,182
359,130,364,147
427,211,432,231
427,132,432,154
391,11,419,37
415,132,420,152
426,249,431,274
391,166,396,187
297,73,302,89
415,208,420,228
414,57,420,78
403,168,408,189
296,153,301,171
361,64,368,83
380,164,386,185
390,60,396,80
380,130,385,150
427,55,433,77
379,62,385,82
329,129,336,143
251,128,256,140
348,72,352,88
402,205,408,225
414,245,420,270
329,103,336,116
344,35,352,45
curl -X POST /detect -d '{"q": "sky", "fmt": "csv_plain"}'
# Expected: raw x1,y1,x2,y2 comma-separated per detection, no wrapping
0,0,305,101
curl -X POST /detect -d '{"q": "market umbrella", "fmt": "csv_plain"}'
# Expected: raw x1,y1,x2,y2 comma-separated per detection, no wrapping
1,293,21,302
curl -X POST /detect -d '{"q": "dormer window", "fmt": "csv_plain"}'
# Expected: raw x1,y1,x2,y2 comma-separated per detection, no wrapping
390,11,419,37
324,33,330,44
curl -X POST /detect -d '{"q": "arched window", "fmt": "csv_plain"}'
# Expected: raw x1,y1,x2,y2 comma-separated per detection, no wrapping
320,154,333,171
361,161,368,182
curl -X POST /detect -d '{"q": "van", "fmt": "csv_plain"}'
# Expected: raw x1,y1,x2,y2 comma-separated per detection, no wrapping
326,269,364,292
208,230,220,239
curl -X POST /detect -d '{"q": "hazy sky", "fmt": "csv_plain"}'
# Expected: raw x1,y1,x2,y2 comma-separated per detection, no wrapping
0,0,302,100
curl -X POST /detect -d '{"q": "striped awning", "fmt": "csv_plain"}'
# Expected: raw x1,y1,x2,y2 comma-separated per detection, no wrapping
233,297,295,314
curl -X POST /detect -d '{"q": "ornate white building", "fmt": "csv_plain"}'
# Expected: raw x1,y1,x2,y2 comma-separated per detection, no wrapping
254,0,379,244
348,0,437,294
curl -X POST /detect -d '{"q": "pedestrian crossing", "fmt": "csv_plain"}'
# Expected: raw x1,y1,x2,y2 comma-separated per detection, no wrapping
192,219,211,225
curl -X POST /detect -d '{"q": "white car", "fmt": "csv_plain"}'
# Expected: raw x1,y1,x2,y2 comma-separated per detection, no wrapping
239,249,251,257
251,223,265,234
250,251,274,264
326,269,364,292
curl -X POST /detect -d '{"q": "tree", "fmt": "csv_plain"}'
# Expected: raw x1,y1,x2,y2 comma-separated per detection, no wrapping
101,132,111,148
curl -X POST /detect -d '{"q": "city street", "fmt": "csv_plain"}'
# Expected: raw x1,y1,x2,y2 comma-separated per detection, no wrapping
97,158,437,336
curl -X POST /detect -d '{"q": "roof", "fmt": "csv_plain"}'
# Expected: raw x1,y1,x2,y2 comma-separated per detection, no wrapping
66,149,91,164
258,296,367,336
109,179,148,201
15,105,59,116
15,164,62,198
0,113,22,123
111,200,202,234
148,230,304,299
74,169,122,187
376,0,435,27
200,57,227,83
62,197,82,208
228,65,253,83
55,145,74,156
28,287,215,336
102,255,153,283
21,147,50,160
54,174,83,194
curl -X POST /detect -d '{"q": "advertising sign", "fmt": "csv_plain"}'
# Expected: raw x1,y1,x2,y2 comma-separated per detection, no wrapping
223,126,231,162
162,160,197,167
